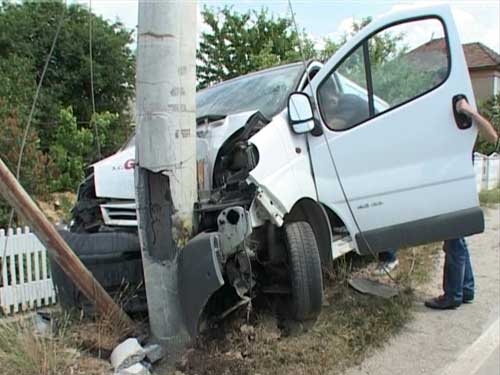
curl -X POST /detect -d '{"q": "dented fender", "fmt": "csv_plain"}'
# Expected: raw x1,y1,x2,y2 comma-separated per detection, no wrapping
248,112,318,221
178,232,225,338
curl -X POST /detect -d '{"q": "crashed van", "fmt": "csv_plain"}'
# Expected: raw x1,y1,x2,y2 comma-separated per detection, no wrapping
69,6,484,335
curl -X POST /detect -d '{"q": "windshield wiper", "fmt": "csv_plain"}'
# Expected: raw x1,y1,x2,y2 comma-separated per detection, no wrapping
196,114,227,126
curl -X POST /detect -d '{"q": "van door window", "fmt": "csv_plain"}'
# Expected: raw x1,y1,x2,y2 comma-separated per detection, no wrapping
317,17,449,131
369,18,449,109
318,45,370,130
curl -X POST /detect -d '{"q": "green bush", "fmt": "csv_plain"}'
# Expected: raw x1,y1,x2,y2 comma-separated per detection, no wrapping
476,94,500,155
49,107,116,192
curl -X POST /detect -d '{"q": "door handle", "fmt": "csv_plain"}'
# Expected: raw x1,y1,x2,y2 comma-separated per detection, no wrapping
452,94,472,130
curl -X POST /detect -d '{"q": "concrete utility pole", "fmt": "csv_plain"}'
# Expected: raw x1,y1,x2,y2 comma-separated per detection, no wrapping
135,0,197,356
0,157,134,331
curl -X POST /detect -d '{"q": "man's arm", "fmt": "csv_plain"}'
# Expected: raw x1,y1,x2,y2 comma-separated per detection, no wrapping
456,99,499,145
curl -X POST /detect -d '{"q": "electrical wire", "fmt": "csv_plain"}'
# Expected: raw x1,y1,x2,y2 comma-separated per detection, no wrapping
1,3,67,284
89,0,101,159
287,0,397,283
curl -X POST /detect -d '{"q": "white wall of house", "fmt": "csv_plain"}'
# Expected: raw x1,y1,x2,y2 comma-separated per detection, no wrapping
474,153,500,191
470,70,500,102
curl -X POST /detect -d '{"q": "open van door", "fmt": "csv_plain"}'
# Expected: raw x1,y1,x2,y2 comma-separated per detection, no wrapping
307,5,483,253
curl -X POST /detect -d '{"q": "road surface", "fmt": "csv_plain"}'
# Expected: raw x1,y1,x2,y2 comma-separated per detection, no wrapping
345,205,500,375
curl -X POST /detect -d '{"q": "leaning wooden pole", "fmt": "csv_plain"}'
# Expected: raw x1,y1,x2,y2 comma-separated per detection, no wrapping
0,157,134,330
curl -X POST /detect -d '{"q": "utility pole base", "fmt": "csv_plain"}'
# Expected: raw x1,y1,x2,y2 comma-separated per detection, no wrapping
141,255,189,354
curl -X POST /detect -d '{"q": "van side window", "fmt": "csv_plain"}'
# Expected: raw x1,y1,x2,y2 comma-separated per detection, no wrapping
318,17,449,131
318,46,370,130
369,18,448,108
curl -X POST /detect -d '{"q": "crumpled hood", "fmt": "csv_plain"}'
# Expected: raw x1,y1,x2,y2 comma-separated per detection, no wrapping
92,111,257,199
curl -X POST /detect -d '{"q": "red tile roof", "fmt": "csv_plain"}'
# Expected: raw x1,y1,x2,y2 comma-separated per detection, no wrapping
463,42,500,69
408,39,500,70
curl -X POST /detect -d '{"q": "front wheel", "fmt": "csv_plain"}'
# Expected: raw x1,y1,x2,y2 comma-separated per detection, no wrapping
284,221,323,321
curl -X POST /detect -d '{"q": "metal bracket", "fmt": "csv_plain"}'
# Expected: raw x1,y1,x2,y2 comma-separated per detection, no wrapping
255,189,285,227
217,206,252,256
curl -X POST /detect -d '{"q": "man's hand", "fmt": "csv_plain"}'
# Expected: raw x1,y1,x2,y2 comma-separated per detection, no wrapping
455,98,499,145
456,98,474,116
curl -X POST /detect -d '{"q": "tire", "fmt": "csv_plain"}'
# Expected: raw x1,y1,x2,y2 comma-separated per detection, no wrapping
284,221,323,321
50,230,146,314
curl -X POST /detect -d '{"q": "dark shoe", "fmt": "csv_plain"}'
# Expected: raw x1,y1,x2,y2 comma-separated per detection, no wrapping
425,295,461,310
463,294,474,303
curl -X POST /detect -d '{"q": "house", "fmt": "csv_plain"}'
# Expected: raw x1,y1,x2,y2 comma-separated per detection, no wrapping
463,42,500,102
407,39,500,102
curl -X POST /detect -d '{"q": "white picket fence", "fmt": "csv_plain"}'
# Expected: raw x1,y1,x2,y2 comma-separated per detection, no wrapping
474,152,500,192
0,227,56,315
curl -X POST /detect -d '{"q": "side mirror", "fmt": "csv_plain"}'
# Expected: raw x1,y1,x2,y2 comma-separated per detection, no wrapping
288,92,315,134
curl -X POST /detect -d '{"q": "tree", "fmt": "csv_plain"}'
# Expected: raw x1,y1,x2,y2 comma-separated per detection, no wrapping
476,94,500,155
197,6,316,89
319,38,341,61
49,107,118,192
0,1,135,155
320,17,405,63
0,54,52,226
0,1,135,225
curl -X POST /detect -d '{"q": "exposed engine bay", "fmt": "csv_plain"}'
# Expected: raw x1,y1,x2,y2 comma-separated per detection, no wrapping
195,111,268,232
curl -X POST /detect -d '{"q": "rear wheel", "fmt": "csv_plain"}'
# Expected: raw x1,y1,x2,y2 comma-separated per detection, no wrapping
284,221,323,321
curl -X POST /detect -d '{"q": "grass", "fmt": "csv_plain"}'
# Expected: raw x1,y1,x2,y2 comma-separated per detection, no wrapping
0,316,78,375
0,282,140,375
165,243,441,375
0,309,134,375
479,188,500,205
64,283,142,357
0,242,440,375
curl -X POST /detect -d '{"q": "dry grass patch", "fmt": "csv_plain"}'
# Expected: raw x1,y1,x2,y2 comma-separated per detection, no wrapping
165,244,440,375
0,316,78,375
67,312,134,358
0,309,132,375
479,188,500,205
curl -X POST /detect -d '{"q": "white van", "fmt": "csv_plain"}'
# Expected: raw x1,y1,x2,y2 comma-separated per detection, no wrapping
72,6,483,336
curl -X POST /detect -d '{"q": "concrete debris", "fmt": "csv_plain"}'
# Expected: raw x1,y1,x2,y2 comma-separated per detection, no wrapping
115,362,151,375
110,338,146,371
144,344,164,364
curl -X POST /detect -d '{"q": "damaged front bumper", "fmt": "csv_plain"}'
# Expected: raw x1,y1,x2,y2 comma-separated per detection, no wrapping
178,190,278,338
178,232,225,337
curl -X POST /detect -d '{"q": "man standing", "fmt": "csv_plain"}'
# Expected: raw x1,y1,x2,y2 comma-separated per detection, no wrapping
425,98,499,310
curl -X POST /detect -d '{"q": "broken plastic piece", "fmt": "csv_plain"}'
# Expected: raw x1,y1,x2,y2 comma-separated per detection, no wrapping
348,277,400,299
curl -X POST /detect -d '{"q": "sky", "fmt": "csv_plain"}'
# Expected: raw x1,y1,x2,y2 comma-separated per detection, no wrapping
76,0,499,53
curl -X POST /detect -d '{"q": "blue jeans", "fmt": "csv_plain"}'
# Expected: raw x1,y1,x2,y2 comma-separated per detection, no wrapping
443,238,475,303
379,249,397,263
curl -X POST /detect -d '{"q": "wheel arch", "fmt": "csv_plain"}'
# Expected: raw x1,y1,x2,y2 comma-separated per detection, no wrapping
284,198,334,271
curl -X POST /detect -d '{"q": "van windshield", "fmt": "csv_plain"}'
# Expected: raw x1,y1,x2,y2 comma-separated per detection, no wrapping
196,64,304,119
123,64,305,149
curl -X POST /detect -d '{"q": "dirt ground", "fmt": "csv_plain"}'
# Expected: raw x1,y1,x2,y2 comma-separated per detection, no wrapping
156,242,440,375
